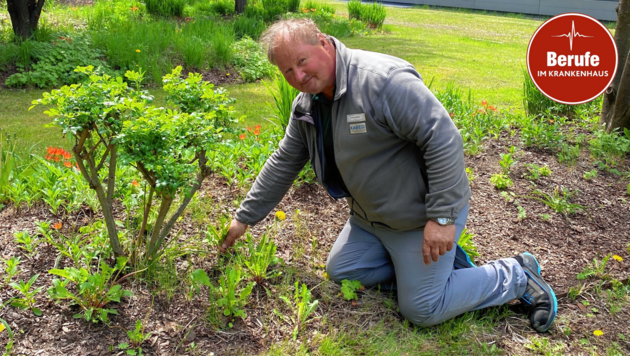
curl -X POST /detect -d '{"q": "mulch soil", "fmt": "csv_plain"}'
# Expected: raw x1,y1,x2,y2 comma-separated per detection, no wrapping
1,134,629,355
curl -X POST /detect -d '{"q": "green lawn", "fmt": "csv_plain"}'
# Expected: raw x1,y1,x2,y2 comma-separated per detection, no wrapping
0,1,549,155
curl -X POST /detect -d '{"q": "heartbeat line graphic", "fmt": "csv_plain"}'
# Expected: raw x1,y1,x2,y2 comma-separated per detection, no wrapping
551,21,593,51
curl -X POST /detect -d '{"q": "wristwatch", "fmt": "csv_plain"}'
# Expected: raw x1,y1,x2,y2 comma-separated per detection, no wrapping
429,217,456,226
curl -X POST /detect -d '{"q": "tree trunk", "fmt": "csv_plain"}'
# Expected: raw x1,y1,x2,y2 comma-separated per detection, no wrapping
602,0,630,131
235,0,247,14
6,0,46,40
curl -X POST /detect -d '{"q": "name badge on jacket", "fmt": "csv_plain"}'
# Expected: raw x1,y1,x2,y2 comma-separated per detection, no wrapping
349,123,367,134
348,113,367,134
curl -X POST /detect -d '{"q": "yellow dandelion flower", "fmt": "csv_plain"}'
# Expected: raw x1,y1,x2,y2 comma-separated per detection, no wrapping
613,255,623,262
136,49,141,53
593,329,604,337
323,272,329,279
226,73,230,76
0,323,5,333
275,210,286,221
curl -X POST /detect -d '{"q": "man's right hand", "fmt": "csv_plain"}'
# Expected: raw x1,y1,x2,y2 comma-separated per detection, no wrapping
220,219,248,253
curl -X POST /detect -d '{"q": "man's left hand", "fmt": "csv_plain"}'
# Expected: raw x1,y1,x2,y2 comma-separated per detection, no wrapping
423,220,456,265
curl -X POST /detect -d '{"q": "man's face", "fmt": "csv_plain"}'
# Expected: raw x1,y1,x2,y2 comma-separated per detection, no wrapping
273,34,336,96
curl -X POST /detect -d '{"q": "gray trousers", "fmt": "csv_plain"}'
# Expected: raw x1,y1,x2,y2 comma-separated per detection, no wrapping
326,204,528,326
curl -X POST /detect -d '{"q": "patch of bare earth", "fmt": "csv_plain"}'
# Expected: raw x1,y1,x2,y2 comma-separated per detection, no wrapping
0,135,629,355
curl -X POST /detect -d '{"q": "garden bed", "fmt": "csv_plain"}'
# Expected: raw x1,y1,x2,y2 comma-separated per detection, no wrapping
1,133,628,355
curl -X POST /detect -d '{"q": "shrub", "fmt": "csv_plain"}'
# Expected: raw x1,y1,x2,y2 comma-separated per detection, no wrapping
231,37,275,82
233,15,266,40
194,0,234,15
143,0,185,16
5,35,110,88
32,65,239,258
211,23,235,68
348,0,386,28
302,0,335,14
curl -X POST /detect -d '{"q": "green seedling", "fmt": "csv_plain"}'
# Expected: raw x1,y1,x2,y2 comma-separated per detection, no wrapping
9,274,44,316
458,228,479,262
13,230,41,257
187,268,212,300
465,167,474,183
205,216,230,248
539,213,551,221
212,266,253,326
47,256,134,323
340,279,362,301
524,163,552,180
498,145,517,174
280,281,319,340
516,204,527,220
490,173,513,189
243,232,283,285
118,319,151,355
528,187,587,216
0,300,14,356
577,254,611,280
1,256,21,287
583,169,597,180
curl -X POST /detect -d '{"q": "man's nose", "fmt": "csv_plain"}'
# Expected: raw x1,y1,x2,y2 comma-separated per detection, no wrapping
294,68,307,83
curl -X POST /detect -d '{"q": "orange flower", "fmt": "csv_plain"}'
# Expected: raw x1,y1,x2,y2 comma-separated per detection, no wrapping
311,8,316,11
488,105,497,112
54,156,61,162
254,129,260,136
63,152,72,160
64,161,72,168
54,147,63,155
47,146,54,154
132,180,140,187
239,134,246,140
477,108,486,114
449,113,455,118
53,221,62,230
130,6,139,10
247,127,252,132
45,154,52,160
75,162,80,169
302,8,309,13
255,124,261,130
481,100,487,106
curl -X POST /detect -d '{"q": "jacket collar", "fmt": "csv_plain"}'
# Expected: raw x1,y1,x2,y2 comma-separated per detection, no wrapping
293,36,348,116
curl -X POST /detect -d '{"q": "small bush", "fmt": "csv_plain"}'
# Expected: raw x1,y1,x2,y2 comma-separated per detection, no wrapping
209,0,235,15
347,0,386,28
143,0,185,17
233,15,266,40
231,37,275,82
302,0,335,14
211,23,235,67
5,35,110,88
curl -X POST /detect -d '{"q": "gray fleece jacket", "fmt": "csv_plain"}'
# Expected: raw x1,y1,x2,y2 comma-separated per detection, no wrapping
234,37,471,231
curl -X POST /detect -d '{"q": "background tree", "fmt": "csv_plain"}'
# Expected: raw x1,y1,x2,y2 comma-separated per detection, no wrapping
602,0,630,132
6,0,46,40
235,0,246,14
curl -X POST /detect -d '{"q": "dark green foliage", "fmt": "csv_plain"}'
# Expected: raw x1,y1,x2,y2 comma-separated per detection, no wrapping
348,0,386,28
194,0,235,15
246,0,301,22
5,35,110,88
233,15,266,40
231,37,275,82
143,0,186,16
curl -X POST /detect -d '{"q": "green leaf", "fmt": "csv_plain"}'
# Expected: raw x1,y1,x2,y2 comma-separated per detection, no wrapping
32,308,42,316
118,342,129,350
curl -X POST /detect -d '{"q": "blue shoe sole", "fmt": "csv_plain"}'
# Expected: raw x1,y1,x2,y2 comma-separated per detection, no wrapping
454,245,477,269
521,252,557,332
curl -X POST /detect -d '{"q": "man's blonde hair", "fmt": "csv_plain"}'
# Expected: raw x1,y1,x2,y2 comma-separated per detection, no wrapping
260,18,331,65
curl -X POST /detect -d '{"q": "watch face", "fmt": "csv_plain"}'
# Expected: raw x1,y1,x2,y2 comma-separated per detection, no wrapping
435,218,455,225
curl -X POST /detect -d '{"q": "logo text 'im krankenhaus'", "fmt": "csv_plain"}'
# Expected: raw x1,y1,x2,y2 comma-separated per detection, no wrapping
527,13,617,105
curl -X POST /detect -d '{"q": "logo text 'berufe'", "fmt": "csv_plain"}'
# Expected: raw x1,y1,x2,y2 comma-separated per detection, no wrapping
527,13,618,105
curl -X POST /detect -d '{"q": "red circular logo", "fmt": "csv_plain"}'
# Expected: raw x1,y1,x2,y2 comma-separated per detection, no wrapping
527,13,618,105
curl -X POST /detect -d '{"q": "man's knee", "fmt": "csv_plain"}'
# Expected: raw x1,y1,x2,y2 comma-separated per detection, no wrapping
399,296,443,327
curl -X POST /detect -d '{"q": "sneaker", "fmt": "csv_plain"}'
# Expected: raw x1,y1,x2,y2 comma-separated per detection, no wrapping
454,244,477,269
514,252,557,333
